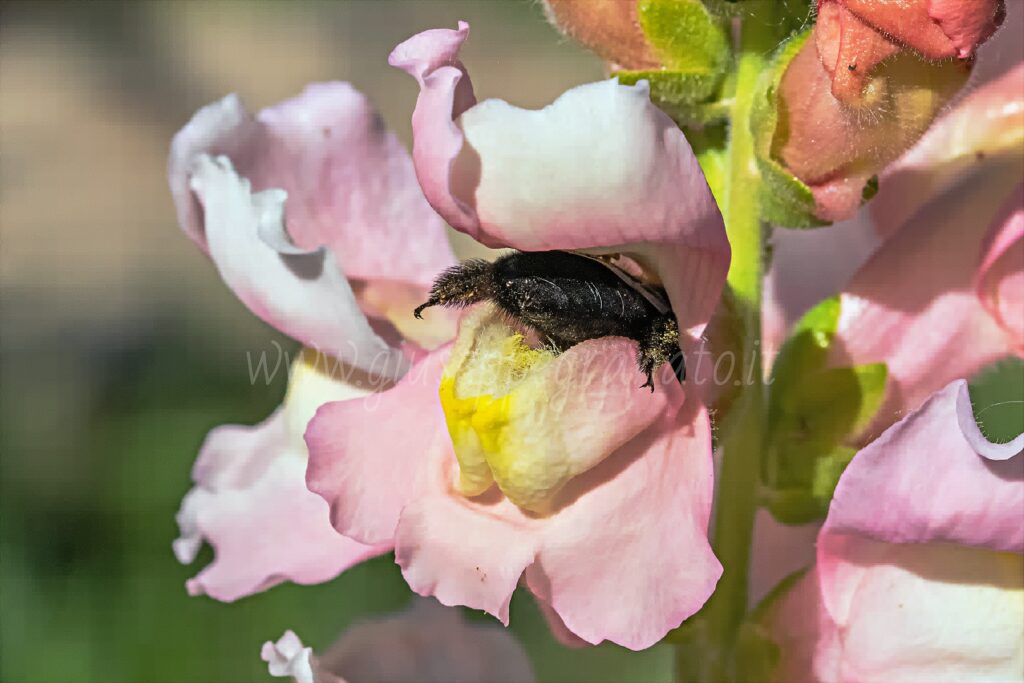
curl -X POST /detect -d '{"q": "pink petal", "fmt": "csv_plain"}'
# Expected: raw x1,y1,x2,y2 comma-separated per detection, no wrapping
169,85,458,363
174,409,387,602
533,597,591,649
268,599,534,683
305,346,453,546
306,343,721,649
748,509,820,607
396,492,538,625
187,154,407,376
389,23,729,332
767,568,842,683
763,214,880,366
388,22,478,232
252,83,454,288
977,184,1024,352
525,398,721,650
822,379,1024,556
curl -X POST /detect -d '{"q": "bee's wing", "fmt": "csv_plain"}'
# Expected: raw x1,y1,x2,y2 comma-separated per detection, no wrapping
571,251,672,315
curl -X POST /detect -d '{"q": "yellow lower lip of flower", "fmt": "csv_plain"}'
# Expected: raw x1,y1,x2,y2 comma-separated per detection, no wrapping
439,305,573,513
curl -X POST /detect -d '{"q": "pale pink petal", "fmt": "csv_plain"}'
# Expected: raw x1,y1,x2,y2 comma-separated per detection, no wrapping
251,83,454,288
168,93,258,249
820,540,1024,683
822,379,1024,556
389,23,729,332
977,184,1024,352
830,160,1020,432
765,379,1024,683
169,83,455,292
187,154,407,376
770,547,1024,683
305,346,453,546
174,409,387,602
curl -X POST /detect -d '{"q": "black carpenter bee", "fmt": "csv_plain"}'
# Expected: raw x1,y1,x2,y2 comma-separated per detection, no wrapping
414,250,685,391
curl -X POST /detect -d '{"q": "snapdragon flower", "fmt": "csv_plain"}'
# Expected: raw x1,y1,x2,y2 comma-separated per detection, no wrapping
304,21,731,650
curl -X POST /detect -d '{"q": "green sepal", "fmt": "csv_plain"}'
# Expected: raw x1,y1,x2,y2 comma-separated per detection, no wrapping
763,297,888,523
733,619,781,683
733,569,810,682
688,123,728,207
750,29,829,228
638,0,730,77
614,0,731,124
862,175,880,201
616,70,723,111
763,446,856,523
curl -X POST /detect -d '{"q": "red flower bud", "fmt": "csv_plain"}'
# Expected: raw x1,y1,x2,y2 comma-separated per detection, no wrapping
823,0,1006,61
774,30,971,221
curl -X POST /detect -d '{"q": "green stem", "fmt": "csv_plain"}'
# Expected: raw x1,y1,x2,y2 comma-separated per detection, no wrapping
675,5,780,682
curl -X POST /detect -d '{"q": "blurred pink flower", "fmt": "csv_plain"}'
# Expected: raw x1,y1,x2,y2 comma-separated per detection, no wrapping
830,64,1024,437
168,84,457,600
262,598,534,683
766,62,1024,437
767,379,1024,682
304,22,729,650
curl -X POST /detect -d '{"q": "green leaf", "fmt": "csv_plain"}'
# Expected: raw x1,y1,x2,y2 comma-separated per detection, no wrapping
763,297,888,523
763,446,856,523
750,29,829,228
969,358,1024,443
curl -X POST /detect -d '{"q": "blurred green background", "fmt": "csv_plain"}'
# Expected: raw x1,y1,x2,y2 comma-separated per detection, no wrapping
1,1,1021,682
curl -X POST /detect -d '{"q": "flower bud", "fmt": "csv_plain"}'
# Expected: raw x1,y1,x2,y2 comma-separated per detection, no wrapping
758,26,971,223
543,0,661,69
824,0,1006,61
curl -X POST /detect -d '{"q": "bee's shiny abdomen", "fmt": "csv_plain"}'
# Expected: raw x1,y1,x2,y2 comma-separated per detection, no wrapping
490,251,662,346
